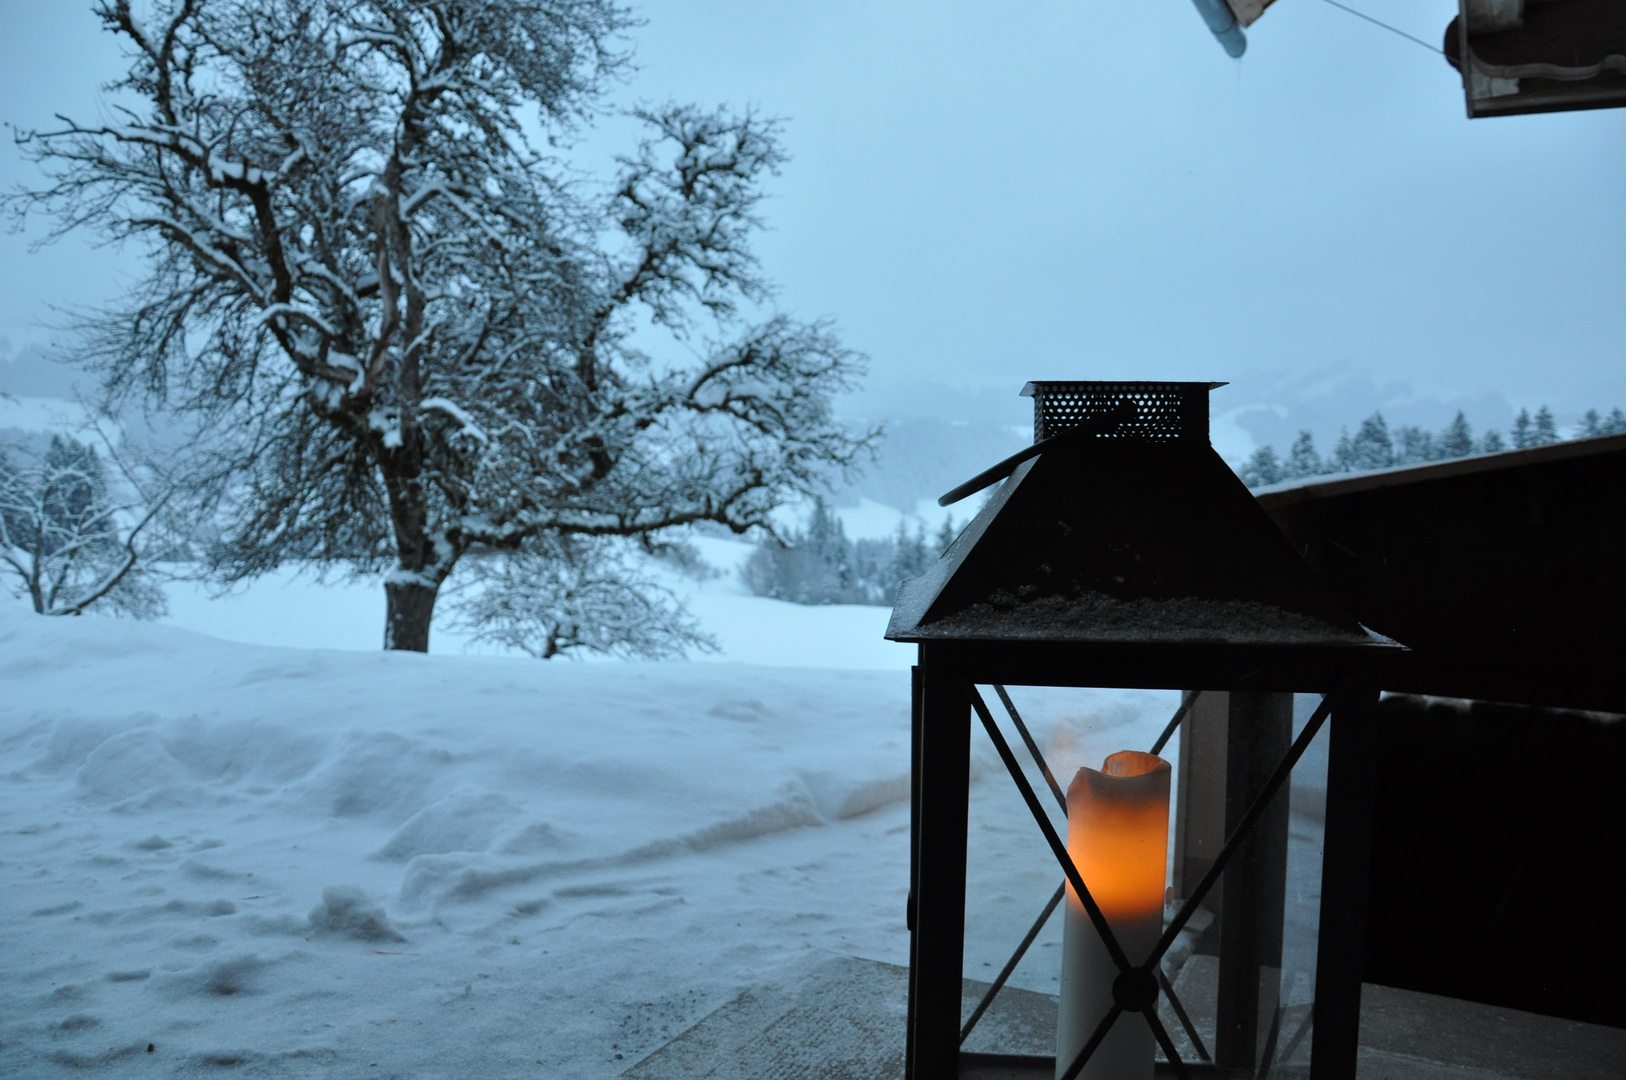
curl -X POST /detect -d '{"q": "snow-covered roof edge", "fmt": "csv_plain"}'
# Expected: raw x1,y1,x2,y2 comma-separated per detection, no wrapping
1252,431,1626,509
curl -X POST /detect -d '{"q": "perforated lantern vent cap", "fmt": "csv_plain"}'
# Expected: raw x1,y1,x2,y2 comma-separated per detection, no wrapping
1021,381,1226,443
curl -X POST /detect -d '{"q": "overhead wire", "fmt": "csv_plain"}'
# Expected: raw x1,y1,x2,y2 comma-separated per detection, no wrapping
1318,0,1445,56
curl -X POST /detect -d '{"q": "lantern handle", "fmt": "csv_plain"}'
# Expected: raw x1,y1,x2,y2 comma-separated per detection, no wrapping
936,400,1136,507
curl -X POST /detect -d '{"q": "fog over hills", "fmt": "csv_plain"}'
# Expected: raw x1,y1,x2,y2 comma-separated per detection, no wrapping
0,337,83,400
831,415,1027,520
12,339,1598,534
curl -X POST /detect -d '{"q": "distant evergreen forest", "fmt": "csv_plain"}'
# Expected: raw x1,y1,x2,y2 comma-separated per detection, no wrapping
742,498,957,607
748,403,1626,606
1239,405,1626,488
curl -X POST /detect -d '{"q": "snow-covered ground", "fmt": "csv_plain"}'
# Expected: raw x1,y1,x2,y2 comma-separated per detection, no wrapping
154,535,908,670
0,578,1184,1078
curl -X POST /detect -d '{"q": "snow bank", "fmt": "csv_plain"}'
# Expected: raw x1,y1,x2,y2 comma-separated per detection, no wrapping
0,599,1178,1078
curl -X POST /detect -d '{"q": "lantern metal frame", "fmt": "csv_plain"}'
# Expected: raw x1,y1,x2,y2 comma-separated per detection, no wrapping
906,656,1380,1080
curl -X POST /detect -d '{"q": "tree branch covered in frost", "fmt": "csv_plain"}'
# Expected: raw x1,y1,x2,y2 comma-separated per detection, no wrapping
443,536,716,659
7,0,875,651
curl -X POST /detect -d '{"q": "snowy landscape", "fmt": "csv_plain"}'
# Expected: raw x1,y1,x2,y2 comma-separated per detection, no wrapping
0,569,1188,1078
1,0,1621,1077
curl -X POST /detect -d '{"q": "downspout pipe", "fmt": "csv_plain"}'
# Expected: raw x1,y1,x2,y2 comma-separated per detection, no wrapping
1190,0,1248,57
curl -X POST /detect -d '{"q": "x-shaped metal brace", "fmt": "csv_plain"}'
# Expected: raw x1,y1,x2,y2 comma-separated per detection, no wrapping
961,680,1345,1080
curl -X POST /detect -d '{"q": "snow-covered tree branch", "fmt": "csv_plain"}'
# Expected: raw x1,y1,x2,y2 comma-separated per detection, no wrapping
444,535,715,659
0,431,172,618
8,0,874,651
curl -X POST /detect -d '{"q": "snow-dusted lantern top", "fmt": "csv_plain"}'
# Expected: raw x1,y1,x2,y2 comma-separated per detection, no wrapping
889,380,1383,652
888,380,1402,1080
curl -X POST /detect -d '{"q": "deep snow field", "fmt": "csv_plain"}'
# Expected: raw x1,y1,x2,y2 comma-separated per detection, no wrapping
156,529,934,666
0,544,1186,1079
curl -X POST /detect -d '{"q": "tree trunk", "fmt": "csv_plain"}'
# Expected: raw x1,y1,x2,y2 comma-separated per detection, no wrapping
384,579,438,652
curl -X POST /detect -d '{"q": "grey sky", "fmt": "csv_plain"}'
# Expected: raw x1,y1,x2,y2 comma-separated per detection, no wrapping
3,1,1623,460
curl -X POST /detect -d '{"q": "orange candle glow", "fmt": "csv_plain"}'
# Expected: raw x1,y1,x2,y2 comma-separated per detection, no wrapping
1057,750,1172,1080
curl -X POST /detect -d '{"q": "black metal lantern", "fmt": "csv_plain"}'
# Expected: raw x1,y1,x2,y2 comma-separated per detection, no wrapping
887,382,1404,1080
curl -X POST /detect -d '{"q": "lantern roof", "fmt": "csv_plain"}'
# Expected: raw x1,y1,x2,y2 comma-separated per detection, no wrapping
887,381,1397,651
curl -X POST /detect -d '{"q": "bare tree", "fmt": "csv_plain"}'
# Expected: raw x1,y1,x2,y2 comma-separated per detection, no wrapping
0,429,170,617
8,0,871,651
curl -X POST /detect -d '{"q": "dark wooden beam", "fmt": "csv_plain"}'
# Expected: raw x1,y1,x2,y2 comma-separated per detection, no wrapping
908,654,973,1080
1311,686,1379,1080
1260,435,1626,713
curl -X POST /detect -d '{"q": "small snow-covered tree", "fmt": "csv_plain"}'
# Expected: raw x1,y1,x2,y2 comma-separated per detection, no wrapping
741,497,848,605
882,519,930,602
1392,426,1433,466
1511,409,1534,449
1438,411,1474,458
802,497,852,593
444,535,712,659
9,1,872,652
1346,412,1394,471
1579,407,1626,438
740,537,834,605
741,498,939,606
1283,430,1323,480
1532,406,1559,446
0,433,169,617
1238,445,1282,488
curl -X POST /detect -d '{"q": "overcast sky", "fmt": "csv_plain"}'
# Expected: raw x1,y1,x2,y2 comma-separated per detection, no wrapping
3,0,1623,458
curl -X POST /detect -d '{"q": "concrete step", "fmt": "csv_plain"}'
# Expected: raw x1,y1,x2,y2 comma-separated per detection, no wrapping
620,953,1625,1080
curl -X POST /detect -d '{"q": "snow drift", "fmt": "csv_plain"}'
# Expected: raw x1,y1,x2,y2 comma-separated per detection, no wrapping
0,601,1175,1078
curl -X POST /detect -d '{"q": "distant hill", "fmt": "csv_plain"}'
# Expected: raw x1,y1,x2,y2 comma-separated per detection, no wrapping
834,416,1027,516
0,338,87,400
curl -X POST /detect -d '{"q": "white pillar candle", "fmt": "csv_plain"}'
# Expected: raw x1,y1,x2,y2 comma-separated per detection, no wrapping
1057,750,1172,1080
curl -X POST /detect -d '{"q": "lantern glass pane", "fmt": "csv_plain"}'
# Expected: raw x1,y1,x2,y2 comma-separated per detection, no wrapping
1159,693,1330,1076
957,687,1186,1055
949,685,1337,1075
1270,693,1332,1078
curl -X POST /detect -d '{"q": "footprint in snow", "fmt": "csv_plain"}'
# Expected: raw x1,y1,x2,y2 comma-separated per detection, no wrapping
30,901,83,917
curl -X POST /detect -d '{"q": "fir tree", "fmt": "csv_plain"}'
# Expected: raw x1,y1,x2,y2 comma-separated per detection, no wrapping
1331,429,1356,472
882,521,931,603
803,497,852,591
1479,429,1507,454
1511,409,1534,449
1345,413,1393,471
1283,431,1323,479
1438,411,1474,458
1392,426,1434,466
934,515,959,558
1533,406,1559,446
1239,445,1283,488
